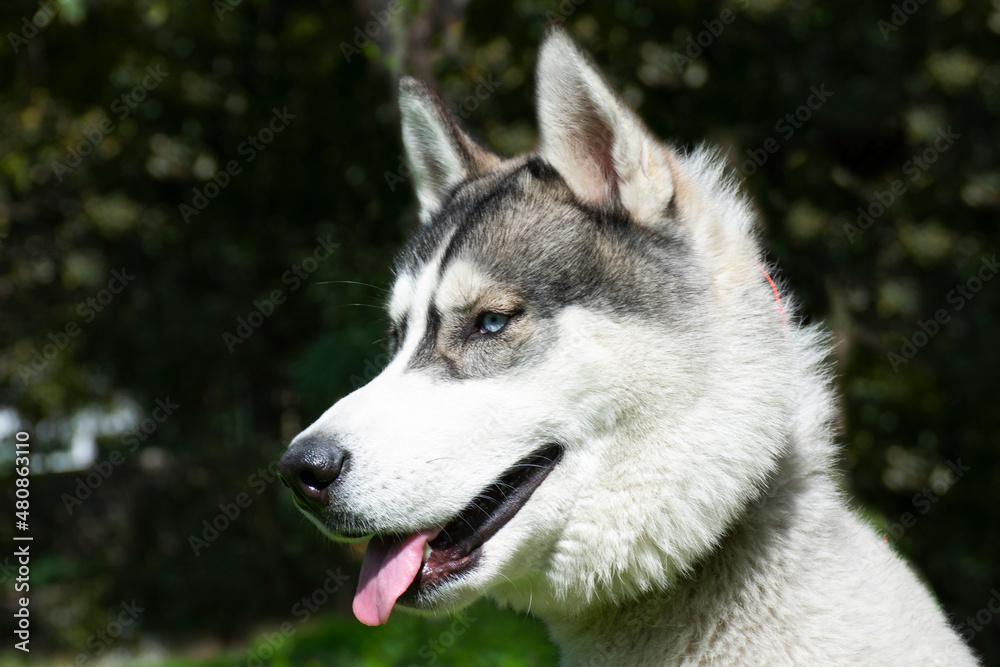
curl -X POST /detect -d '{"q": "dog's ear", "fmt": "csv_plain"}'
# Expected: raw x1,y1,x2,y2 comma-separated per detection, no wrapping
536,27,674,226
399,76,500,224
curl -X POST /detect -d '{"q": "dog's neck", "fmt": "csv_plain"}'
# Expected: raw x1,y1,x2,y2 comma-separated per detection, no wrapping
537,444,833,665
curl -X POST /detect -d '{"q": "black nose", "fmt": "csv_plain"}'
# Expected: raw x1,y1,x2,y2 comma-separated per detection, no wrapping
278,434,348,507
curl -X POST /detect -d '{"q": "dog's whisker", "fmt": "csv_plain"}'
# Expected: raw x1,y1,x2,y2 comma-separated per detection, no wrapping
313,280,388,292
330,302,382,309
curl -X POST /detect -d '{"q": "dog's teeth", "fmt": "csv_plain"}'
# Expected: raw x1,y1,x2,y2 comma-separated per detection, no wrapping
423,542,432,561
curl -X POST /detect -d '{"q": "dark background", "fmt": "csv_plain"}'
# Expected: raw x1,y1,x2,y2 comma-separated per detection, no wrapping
1,0,998,664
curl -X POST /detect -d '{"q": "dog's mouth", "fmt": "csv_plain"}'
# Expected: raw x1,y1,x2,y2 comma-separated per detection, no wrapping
352,443,563,626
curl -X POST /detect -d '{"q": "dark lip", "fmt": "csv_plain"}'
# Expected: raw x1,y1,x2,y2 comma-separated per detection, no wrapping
400,442,564,601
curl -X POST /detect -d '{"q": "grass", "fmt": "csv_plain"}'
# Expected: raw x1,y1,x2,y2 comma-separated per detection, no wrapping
5,602,558,667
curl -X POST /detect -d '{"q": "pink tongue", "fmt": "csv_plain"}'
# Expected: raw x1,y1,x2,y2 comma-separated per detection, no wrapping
353,529,438,626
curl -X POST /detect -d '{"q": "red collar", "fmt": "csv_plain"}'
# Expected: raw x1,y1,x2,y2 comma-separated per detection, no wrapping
757,264,786,327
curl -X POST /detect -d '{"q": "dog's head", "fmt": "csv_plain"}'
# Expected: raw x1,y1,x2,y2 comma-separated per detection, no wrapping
280,27,800,624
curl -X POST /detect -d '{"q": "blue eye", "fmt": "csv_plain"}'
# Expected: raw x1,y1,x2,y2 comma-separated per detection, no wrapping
480,312,509,334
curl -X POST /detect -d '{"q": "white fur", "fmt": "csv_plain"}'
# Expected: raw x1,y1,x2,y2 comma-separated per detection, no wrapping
387,271,417,324
293,28,978,666
434,259,492,315
537,29,674,225
400,88,469,223
399,77,500,224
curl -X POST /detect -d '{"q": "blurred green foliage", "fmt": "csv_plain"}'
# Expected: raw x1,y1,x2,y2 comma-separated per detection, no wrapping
0,0,998,664
0,601,557,667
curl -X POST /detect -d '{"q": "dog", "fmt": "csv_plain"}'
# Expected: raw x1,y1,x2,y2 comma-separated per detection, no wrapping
278,26,977,666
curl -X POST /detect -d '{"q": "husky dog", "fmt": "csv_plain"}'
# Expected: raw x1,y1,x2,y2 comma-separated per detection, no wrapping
279,27,977,666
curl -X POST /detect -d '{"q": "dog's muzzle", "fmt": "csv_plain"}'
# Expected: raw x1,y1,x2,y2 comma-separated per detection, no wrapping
277,434,348,511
